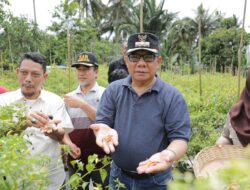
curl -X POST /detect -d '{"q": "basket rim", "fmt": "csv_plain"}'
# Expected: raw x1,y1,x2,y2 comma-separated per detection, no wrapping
193,145,248,177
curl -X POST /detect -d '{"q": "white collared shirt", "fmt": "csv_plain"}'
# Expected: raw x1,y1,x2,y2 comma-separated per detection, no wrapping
0,89,73,189
66,82,105,129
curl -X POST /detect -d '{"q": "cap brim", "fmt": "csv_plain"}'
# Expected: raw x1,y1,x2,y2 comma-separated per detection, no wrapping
71,62,97,67
127,48,158,54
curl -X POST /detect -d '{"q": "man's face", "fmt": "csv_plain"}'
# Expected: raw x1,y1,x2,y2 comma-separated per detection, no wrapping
76,65,98,88
125,50,162,83
17,59,47,99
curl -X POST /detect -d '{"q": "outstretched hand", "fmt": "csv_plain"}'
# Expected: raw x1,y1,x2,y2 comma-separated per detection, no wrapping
137,150,175,174
90,123,118,154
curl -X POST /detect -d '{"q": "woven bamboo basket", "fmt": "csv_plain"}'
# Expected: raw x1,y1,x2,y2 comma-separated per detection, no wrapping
193,145,248,177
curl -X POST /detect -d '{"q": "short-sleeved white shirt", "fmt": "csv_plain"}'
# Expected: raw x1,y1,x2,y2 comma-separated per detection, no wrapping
0,89,73,190
66,83,105,129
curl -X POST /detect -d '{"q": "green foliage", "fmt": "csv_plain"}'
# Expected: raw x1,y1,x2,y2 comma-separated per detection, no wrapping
0,103,27,137
202,28,250,71
0,134,50,190
48,0,120,65
113,178,126,190
159,71,243,172
0,104,50,190
63,154,112,190
118,0,176,39
44,67,78,96
0,14,46,68
0,0,9,24
220,15,240,29
97,64,109,87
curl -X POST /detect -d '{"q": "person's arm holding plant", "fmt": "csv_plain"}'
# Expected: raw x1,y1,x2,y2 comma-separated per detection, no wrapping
61,133,81,159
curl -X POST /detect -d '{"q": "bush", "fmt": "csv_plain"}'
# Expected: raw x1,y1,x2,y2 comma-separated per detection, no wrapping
0,104,50,190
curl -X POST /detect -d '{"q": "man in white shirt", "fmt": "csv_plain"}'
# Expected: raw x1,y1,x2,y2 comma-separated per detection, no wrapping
63,52,109,189
0,52,73,190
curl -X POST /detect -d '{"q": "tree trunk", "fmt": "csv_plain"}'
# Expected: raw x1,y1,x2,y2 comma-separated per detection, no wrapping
140,0,144,32
198,18,202,98
7,30,14,71
33,0,37,24
237,0,247,97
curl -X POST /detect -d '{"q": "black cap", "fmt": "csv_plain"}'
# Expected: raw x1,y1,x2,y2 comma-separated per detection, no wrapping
71,52,98,67
127,32,159,54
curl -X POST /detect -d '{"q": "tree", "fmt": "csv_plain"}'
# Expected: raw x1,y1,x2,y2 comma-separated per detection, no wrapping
162,17,198,72
0,0,9,23
117,0,177,40
139,0,176,38
76,0,105,19
220,15,240,29
47,0,119,65
162,3,224,73
202,28,250,73
0,13,46,68
100,0,135,40
194,3,223,37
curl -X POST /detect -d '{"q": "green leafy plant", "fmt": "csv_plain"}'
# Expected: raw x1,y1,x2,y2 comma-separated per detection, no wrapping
0,104,50,190
0,103,27,137
0,134,50,190
61,154,114,190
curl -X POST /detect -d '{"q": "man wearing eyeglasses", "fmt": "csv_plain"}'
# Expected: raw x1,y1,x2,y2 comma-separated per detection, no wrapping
0,52,73,190
90,32,191,190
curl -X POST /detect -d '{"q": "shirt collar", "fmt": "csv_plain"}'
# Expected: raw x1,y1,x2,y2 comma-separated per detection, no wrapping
16,88,45,102
122,76,161,93
76,82,99,94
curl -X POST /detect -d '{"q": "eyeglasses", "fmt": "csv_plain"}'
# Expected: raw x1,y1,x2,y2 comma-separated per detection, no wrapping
128,54,157,63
